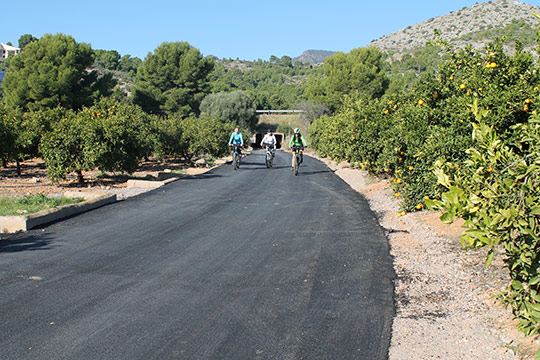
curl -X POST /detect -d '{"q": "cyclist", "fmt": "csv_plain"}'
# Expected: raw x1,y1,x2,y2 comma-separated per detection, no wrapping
289,128,307,170
229,127,244,161
260,129,277,158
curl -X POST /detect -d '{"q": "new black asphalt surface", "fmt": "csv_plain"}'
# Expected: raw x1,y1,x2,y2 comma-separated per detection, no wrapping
0,150,395,360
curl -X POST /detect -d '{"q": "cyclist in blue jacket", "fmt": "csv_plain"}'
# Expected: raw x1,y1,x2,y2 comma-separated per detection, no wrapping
229,127,244,158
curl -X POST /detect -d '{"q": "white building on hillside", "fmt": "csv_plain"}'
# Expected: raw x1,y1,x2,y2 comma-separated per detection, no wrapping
0,43,21,59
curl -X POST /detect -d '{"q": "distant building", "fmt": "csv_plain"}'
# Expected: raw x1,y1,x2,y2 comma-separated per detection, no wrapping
0,43,21,59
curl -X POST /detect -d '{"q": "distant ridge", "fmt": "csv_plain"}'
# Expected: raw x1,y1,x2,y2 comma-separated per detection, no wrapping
293,50,335,64
369,0,540,57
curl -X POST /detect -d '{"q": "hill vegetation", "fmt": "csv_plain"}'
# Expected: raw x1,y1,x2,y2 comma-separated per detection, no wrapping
371,0,540,57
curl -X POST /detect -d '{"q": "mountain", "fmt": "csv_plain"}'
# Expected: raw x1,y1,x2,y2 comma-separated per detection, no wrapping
369,0,540,58
293,50,336,65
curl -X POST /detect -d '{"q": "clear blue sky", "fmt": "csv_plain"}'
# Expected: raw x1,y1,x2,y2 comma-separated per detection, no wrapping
3,0,540,61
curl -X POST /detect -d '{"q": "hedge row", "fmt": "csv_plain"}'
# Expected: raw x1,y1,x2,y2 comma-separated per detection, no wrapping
1,97,242,183
309,40,540,211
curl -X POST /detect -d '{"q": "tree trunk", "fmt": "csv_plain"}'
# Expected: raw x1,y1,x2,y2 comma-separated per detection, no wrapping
76,170,85,184
16,159,21,176
1,158,7,168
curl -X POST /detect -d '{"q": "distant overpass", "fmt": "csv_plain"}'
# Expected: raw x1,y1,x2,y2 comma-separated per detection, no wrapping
256,110,304,115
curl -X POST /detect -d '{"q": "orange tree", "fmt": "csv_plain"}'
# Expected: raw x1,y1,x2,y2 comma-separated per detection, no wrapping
152,114,241,163
39,109,89,183
1,107,67,175
427,113,540,338
82,98,154,174
40,98,154,183
178,116,239,163
0,105,15,167
309,39,540,210
152,114,187,160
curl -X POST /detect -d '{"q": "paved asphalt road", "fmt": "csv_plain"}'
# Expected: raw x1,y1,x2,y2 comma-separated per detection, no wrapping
0,150,395,360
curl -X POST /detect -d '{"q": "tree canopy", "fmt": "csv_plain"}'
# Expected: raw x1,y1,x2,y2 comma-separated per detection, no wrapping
17,34,38,50
208,57,318,110
132,41,214,116
200,90,257,130
94,49,121,70
1,33,115,112
306,47,389,112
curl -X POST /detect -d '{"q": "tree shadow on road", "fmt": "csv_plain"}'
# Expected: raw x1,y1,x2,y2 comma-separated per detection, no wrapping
176,173,223,181
297,169,335,176
0,233,55,253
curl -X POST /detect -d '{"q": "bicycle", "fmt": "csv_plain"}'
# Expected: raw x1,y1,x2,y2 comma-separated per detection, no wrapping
291,146,304,176
230,144,242,170
263,143,274,168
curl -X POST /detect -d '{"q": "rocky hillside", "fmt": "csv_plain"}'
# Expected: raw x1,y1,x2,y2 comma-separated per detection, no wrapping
370,0,540,56
293,50,335,64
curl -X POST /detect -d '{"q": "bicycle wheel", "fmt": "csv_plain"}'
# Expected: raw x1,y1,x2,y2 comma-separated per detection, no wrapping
294,153,299,176
233,153,239,170
266,152,271,168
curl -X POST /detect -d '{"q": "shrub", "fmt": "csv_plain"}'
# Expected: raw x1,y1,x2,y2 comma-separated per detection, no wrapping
179,116,238,163
40,98,153,183
152,114,186,159
309,39,540,211
39,110,90,183
427,115,540,336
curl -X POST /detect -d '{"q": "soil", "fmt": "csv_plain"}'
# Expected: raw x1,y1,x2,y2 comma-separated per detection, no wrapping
0,157,213,200
2,154,540,358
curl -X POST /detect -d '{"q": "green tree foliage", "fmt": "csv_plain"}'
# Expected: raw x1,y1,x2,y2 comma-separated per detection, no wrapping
279,55,292,67
306,47,389,112
0,105,15,166
40,98,154,183
427,117,540,337
199,90,257,130
132,41,214,116
17,34,38,50
1,33,115,112
1,106,68,174
152,115,237,163
310,39,539,210
81,98,154,174
39,109,90,183
296,101,331,124
118,54,142,75
152,114,186,159
94,49,121,70
179,117,237,162
384,44,449,95
208,58,319,110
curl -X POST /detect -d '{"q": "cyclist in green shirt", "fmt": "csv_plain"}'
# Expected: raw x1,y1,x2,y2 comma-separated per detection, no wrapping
289,128,307,170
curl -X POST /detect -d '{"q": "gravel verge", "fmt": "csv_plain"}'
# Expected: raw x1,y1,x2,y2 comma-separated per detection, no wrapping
314,156,540,360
